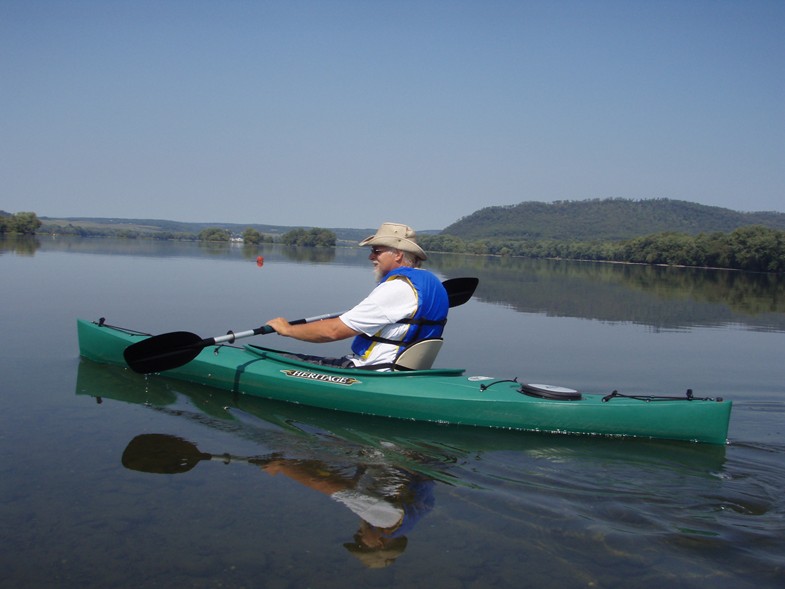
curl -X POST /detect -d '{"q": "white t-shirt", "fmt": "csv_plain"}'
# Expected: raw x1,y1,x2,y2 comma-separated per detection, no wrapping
339,279,418,368
331,489,405,529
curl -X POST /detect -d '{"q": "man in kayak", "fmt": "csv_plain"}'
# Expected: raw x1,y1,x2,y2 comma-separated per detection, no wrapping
265,222,449,370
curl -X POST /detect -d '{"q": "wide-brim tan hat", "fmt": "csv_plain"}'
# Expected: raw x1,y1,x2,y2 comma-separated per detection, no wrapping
343,536,408,569
359,222,427,260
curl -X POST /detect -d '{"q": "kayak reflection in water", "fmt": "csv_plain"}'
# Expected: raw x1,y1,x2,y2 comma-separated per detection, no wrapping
264,222,449,371
121,433,435,569
261,457,435,568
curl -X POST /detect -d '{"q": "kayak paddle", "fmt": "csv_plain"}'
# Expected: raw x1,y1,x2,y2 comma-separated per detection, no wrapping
123,276,479,374
440,276,478,308
121,433,272,474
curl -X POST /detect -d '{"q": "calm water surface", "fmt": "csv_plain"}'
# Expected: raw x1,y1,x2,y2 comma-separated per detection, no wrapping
1,237,784,588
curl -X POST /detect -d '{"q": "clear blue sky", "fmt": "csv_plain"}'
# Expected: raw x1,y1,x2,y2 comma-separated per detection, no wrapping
2,0,783,230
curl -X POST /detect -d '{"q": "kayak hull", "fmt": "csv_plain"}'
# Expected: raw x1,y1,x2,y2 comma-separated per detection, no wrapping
76,319,732,444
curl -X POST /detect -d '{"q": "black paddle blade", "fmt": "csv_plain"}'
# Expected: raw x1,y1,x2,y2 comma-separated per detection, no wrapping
123,331,205,374
122,434,210,474
444,277,479,308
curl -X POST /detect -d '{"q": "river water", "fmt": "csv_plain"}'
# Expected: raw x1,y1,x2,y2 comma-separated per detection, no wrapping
1,237,783,588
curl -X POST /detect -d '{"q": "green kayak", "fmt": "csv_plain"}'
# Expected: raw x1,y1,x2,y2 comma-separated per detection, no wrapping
76,318,732,445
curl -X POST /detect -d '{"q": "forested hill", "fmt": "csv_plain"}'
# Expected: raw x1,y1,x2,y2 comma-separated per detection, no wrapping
443,199,785,241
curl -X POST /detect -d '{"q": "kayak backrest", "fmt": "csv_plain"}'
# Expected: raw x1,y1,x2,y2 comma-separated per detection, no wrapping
394,338,443,371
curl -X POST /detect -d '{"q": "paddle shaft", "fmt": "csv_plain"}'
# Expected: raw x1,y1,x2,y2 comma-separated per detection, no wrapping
211,312,339,346
123,277,478,373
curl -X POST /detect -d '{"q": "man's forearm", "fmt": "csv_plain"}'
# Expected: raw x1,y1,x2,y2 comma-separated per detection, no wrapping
267,317,358,342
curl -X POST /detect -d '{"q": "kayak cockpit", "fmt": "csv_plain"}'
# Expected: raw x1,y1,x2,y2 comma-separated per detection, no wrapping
243,344,466,377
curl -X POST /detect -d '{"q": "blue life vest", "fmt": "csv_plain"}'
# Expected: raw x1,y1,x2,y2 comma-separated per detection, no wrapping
350,267,449,358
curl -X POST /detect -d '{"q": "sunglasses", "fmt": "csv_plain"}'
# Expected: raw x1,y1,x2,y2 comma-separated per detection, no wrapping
370,247,391,256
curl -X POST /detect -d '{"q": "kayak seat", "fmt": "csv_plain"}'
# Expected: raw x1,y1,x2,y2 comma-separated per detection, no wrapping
393,338,443,371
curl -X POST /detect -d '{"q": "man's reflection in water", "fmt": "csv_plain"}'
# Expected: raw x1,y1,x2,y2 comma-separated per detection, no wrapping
261,458,435,568
120,433,437,568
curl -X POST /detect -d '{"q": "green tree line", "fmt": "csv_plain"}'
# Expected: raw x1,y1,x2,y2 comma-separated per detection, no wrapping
419,226,785,273
0,212,42,235
11,209,782,272
12,212,328,247
196,227,335,246
279,228,336,247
